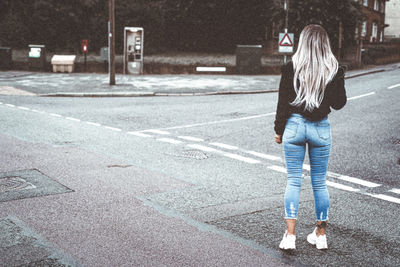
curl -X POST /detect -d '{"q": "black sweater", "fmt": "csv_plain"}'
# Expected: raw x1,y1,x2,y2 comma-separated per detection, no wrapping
274,62,347,135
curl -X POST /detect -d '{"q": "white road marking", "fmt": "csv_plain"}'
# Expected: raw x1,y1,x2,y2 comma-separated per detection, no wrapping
347,92,375,100
157,138,183,144
245,151,282,161
388,83,400,89
127,131,152,137
5,104,15,107
326,181,360,192
86,122,101,127
49,113,62,117
365,193,400,204
187,144,219,152
267,165,287,173
178,136,204,142
66,117,81,122
223,153,260,164
31,109,44,113
389,188,400,195
156,112,276,130
104,126,122,132
0,102,3,104
209,142,239,150
17,106,30,111
143,129,170,135
327,172,381,188
196,67,227,72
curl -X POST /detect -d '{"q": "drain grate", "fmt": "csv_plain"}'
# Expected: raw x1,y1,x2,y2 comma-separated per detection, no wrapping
0,176,36,193
165,150,209,160
182,150,209,160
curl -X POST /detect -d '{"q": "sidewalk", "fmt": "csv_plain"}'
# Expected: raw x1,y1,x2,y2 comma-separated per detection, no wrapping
0,62,399,97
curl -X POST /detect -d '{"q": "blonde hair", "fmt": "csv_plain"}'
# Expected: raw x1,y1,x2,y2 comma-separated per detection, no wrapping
291,25,338,111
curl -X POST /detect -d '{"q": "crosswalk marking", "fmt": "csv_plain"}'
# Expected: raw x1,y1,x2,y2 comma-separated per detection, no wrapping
223,153,260,164
210,142,239,150
157,138,183,144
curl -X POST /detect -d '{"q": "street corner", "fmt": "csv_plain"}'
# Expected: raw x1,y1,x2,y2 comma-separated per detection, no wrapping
0,86,37,96
0,216,80,266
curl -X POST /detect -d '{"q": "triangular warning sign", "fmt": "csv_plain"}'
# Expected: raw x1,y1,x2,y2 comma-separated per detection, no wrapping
280,33,293,46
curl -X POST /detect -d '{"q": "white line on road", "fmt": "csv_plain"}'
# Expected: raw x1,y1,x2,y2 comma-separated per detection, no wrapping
347,92,375,100
178,136,204,142
327,172,381,188
66,117,81,122
209,142,239,150
127,131,152,137
49,113,62,117
157,138,183,145
0,102,3,104
223,153,260,164
157,112,276,131
388,83,400,89
86,121,101,127
326,181,360,192
5,104,15,107
31,109,44,113
389,188,400,195
143,129,171,135
187,144,219,152
104,126,122,132
267,165,287,173
245,151,282,161
365,193,400,204
17,106,30,111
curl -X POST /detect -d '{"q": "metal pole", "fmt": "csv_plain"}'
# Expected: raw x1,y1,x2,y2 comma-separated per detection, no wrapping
284,0,289,64
109,0,115,85
338,21,343,61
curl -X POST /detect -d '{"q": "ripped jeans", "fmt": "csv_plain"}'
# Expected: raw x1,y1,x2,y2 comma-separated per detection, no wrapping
283,113,331,221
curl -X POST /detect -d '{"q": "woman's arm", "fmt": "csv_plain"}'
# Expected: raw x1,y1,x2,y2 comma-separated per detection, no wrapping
274,64,292,136
329,66,347,110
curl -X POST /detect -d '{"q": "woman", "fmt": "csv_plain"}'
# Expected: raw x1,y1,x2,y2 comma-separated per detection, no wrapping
274,24,347,250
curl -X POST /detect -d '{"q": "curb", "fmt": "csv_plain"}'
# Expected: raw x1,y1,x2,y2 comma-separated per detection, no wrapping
39,89,279,98
345,69,385,79
37,68,389,98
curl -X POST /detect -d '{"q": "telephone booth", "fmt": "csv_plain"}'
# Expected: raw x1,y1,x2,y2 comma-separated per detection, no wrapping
123,27,144,75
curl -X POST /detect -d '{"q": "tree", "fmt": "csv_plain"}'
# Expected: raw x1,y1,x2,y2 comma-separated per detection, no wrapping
269,0,363,53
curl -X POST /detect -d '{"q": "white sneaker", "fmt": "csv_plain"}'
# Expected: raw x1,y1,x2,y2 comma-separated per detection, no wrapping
279,231,296,250
307,228,328,249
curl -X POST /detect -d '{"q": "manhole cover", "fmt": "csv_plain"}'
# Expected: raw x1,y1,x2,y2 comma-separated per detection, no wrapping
392,139,400,145
0,169,73,202
0,176,36,193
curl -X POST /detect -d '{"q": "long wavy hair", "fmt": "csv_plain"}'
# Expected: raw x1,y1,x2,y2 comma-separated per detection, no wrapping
291,24,338,112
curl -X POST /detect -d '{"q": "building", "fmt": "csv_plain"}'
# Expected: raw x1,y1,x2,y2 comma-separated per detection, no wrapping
385,0,400,39
359,0,388,43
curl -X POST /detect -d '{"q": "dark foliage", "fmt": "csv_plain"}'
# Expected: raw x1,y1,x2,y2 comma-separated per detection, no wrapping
0,0,362,54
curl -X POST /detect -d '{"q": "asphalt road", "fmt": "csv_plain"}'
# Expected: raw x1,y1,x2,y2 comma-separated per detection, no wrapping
0,68,399,266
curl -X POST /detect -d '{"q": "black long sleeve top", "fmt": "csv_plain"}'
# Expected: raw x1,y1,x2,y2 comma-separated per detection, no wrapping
274,61,347,135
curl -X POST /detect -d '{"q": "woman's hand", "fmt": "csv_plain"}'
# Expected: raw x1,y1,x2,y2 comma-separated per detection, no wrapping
275,134,282,144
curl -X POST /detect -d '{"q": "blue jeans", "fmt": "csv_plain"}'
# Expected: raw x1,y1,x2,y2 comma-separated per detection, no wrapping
282,113,331,221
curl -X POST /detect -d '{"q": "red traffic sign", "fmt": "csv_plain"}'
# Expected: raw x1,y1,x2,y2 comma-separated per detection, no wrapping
82,39,88,53
278,33,294,53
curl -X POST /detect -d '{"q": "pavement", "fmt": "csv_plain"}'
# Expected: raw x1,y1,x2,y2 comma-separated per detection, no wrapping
0,62,399,97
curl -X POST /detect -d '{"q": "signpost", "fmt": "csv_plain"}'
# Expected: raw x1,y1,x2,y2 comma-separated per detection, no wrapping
278,33,294,54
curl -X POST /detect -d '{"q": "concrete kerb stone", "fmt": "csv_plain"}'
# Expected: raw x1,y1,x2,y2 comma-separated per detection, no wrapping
37,67,388,98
